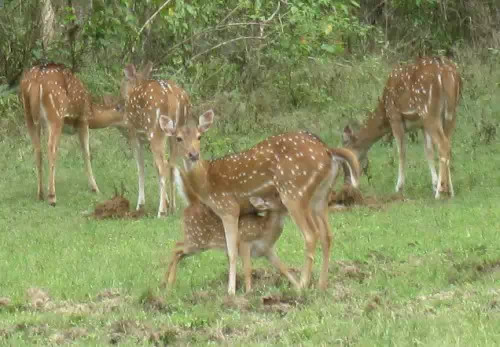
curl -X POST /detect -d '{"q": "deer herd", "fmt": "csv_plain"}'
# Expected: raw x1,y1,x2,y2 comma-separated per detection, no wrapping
19,56,462,295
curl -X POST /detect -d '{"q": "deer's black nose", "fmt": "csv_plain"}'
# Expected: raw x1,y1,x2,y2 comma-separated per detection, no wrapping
188,152,199,161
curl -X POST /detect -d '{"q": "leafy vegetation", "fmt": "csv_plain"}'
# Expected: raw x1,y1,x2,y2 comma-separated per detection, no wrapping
1,0,500,345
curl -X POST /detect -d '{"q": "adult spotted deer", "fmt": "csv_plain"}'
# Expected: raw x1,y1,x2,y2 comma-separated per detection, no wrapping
164,193,300,292
343,56,461,198
121,63,191,217
20,63,125,206
159,110,361,295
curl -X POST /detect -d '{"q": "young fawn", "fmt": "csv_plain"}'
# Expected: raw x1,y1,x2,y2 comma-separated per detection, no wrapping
121,62,191,217
158,110,360,295
164,192,299,292
343,56,461,198
19,63,124,206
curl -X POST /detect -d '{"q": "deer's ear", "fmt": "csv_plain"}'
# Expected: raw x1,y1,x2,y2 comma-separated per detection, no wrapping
249,197,269,211
159,115,176,136
140,61,153,79
123,64,137,80
198,109,214,133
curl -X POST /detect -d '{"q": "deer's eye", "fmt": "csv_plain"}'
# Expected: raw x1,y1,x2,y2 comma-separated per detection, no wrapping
176,137,183,142
197,135,202,140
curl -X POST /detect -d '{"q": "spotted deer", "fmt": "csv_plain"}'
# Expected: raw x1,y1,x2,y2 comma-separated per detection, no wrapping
343,56,462,198
19,63,125,206
164,193,300,292
121,63,191,217
159,110,361,295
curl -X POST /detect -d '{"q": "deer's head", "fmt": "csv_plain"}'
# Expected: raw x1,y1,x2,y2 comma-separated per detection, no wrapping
160,109,215,171
121,62,153,102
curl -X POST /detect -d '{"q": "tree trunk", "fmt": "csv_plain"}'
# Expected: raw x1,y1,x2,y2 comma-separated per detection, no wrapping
41,0,55,48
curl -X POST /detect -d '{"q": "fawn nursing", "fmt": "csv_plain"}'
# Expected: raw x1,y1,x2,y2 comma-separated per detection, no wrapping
158,109,360,294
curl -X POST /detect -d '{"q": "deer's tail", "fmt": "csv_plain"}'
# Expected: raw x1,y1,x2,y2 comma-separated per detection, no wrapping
329,147,361,188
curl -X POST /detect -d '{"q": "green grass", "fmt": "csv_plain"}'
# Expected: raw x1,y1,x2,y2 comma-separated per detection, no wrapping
1,56,500,345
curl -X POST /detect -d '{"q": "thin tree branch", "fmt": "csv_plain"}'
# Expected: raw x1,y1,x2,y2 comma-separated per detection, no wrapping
137,0,173,37
190,36,268,62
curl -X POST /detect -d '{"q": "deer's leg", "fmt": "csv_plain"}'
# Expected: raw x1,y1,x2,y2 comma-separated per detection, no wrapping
151,136,169,217
239,242,253,293
26,117,43,200
423,130,438,191
163,242,186,288
167,137,176,213
77,121,100,193
131,134,146,210
391,121,406,193
47,121,62,206
265,249,300,289
427,124,451,198
442,112,457,198
220,211,240,295
285,201,317,290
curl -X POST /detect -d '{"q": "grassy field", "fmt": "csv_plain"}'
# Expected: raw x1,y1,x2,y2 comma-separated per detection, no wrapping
0,56,499,345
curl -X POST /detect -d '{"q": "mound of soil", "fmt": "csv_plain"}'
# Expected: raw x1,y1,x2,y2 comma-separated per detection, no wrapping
89,186,146,220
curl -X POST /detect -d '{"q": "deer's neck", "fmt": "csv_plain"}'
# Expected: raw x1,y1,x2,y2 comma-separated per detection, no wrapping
179,160,212,203
88,104,125,129
352,101,391,156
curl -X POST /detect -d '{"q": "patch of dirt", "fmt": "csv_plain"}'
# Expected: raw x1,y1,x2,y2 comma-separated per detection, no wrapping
139,289,169,313
109,319,153,345
0,297,11,307
329,185,407,211
88,185,146,220
48,327,88,345
364,295,383,313
334,261,371,283
448,258,500,284
260,293,303,316
251,267,301,288
222,295,250,310
21,287,128,316
14,322,51,338
26,287,51,310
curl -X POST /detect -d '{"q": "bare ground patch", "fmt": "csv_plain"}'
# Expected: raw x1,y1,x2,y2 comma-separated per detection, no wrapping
329,185,408,212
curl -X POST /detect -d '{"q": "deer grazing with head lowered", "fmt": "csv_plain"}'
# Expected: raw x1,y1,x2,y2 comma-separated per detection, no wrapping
164,193,300,292
158,109,361,295
20,63,125,206
121,63,191,217
343,56,462,198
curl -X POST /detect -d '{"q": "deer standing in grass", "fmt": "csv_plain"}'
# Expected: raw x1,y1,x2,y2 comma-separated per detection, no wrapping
343,56,462,198
164,193,300,292
121,63,191,217
157,109,360,295
20,63,125,206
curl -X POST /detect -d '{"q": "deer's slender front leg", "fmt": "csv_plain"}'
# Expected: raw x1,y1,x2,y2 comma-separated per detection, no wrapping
77,121,100,193
151,136,169,217
423,129,438,191
221,212,240,295
131,133,146,210
391,121,406,193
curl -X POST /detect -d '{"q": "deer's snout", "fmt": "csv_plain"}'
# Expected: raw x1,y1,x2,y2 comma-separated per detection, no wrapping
188,152,200,162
